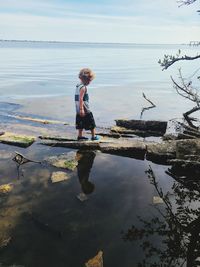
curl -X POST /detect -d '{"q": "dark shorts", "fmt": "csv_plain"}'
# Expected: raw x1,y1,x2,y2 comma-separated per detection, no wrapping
76,112,96,130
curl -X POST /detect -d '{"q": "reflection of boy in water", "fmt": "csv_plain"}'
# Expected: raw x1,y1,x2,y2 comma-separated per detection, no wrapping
76,150,96,195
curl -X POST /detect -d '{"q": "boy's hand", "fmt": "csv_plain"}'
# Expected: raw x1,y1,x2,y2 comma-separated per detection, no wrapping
80,108,85,117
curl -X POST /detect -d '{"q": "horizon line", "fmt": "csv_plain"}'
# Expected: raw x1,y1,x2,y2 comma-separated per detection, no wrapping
0,39,188,45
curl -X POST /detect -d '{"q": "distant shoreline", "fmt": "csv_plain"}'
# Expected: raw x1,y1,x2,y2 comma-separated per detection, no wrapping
0,39,186,46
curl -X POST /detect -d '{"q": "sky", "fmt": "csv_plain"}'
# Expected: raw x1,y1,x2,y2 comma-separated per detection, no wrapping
0,0,199,44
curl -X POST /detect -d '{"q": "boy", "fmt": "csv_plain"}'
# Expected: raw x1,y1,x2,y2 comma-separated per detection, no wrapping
75,68,99,141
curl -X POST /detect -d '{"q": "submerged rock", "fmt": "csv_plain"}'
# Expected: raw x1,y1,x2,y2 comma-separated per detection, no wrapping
0,132,35,148
85,251,103,267
45,152,78,171
0,184,13,195
8,114,68,125
153,196,164,204
51,171,70,183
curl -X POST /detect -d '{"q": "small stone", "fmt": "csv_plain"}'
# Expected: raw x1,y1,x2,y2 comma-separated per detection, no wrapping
153,196,164,204
51,172,70,183
85,251,103,267
77,193,88,202
0,184,13,195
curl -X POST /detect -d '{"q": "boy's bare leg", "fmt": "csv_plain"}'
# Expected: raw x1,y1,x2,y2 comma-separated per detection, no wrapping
91,128,95,138
78,129,83,137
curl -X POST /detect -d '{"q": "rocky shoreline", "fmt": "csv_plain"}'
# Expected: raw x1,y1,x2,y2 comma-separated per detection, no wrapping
0,118,200,177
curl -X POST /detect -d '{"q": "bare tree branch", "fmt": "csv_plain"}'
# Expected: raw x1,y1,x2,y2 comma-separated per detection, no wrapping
171,70,200,129
159,54,200,70
177,0,198,6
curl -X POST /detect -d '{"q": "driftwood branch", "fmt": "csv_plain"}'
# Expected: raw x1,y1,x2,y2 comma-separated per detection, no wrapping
142,93,156,107
140,93,156,119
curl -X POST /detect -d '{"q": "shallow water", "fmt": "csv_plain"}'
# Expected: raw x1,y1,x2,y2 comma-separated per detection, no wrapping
0,41,199,126
0,142,176,267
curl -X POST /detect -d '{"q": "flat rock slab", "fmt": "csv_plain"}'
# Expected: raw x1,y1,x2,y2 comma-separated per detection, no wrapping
176,139,200,159
100,140,146,159
51,171,70,183
0,132,35,148
41,140,109,150
39,135,77,141
45,151,78,171
115,119,167,134
111,126,138,135
111,126,163,137
146,141,176,164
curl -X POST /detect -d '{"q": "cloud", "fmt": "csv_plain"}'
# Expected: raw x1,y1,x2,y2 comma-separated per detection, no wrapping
0,0,199,43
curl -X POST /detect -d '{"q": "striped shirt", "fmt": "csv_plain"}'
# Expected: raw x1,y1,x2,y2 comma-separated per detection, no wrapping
75,83,90,114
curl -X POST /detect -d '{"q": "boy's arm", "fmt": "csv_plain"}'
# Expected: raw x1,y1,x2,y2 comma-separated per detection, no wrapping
79,87,86,117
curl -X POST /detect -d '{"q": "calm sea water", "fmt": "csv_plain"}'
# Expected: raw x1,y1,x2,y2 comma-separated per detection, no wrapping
0,41,199,267
0,41,199,124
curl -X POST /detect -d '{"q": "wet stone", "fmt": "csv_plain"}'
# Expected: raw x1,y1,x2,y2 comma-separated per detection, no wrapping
51,171,70,183
0,132,35,148
0,184,13,195
153,196,164,204
45,151,78,171
85,251,103,267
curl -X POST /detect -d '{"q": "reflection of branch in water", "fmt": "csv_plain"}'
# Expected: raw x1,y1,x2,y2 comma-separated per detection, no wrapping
140,93,156,119
123,165,200,267
12,151,41,179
